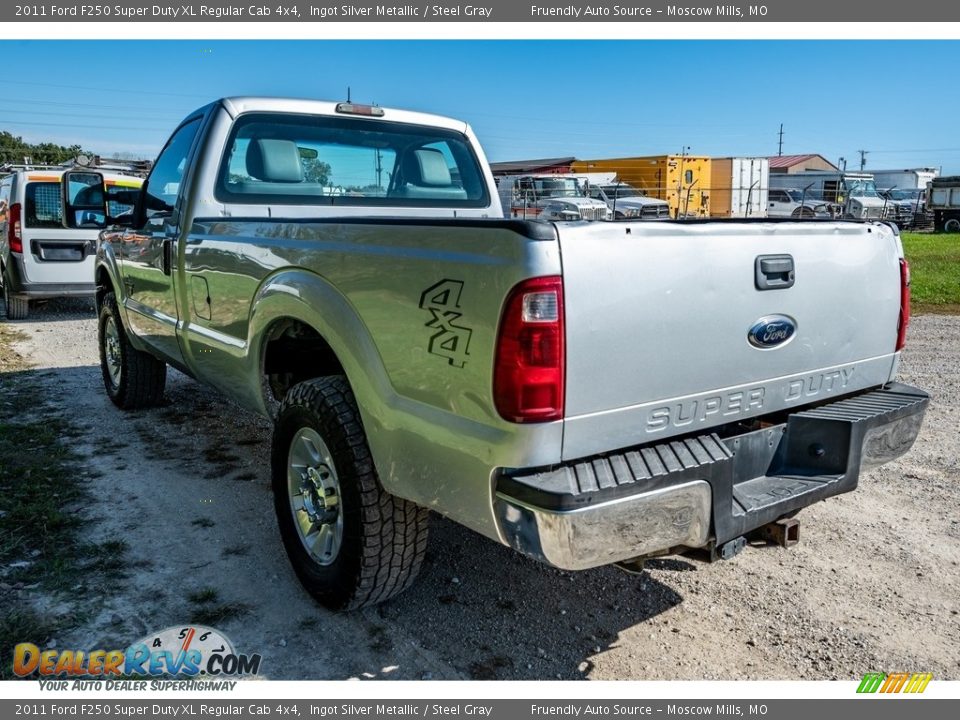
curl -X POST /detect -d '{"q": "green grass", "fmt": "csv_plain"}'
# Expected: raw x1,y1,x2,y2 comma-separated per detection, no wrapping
901,232,960,312
187,587,250,626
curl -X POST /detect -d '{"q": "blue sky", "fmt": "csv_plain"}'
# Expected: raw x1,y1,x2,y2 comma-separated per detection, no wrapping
2,40,958,173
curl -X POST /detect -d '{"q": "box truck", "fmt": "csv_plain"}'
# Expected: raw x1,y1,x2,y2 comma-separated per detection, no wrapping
927,176,960,232
572,155,711,219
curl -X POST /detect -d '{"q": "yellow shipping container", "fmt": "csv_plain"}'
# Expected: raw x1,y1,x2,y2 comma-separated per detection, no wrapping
572,155,712,218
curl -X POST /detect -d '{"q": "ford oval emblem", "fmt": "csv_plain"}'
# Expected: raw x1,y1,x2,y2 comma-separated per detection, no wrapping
748,315,797,349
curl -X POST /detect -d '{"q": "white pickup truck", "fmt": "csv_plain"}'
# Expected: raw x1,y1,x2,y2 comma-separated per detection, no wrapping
71,97,928,610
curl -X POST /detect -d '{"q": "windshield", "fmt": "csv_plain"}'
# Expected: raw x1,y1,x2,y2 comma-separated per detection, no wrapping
533,177,582,198
599,185,642,199
886,188,921,201
845,179,880,198
785,189,805,202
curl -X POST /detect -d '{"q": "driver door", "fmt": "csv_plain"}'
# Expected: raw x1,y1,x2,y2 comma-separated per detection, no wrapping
120,117,203,366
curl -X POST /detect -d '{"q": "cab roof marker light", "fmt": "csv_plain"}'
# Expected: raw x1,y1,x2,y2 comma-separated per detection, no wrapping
335,103,385,117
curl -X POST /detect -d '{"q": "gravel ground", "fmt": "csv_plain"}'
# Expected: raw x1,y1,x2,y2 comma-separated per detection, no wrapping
3,297,959,681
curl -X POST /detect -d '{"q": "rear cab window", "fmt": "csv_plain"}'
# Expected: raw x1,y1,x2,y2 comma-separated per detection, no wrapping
216,113,490,208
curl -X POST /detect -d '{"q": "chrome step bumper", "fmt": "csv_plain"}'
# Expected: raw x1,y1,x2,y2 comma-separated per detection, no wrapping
494,383,929,570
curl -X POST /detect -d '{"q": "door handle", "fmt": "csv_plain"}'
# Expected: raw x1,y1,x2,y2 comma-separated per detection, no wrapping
162,238,173,276
755,254,795,290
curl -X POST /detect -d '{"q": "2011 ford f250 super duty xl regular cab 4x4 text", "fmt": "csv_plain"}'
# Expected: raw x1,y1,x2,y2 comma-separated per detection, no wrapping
67,97,928,610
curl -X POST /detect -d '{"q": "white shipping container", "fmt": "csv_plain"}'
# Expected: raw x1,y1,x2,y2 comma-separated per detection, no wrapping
710,157,769,218
870,168,939,191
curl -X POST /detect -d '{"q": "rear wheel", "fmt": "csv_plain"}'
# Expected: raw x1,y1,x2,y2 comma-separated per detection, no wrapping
272,376,429,610
2,269,29,320
98,292,166,409
944,217,960,233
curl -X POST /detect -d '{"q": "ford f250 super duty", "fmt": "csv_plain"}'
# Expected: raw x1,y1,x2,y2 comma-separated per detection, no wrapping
69,97,928,610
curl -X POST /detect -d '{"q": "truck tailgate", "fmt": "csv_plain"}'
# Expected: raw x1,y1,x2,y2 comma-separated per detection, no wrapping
558,221,903,461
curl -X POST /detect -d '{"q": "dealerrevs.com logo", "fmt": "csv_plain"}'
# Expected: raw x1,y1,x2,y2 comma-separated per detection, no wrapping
13,625,262,689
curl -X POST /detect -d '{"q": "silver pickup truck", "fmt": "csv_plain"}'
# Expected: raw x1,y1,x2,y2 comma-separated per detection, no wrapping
67,97,928,610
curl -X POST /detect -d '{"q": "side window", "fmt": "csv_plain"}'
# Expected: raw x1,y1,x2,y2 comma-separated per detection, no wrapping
143,118,202,221
0,180,9,221
588,187,603,200
25,183,62,228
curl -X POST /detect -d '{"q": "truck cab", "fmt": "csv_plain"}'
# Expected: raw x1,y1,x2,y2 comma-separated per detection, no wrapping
585,181,671,220
766,188,832,218
497,174,610,221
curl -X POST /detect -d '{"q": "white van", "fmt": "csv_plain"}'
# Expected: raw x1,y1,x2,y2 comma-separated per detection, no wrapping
0,168,142,319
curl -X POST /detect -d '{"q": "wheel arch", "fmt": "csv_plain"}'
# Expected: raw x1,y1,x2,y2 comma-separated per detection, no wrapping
246,270,396,428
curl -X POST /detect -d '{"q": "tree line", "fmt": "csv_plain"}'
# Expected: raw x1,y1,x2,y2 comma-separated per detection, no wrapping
0,131,90,165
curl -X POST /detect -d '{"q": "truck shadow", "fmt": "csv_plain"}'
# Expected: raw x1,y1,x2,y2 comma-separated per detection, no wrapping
377,515,689,679
0,297,96,323
3,358,691,682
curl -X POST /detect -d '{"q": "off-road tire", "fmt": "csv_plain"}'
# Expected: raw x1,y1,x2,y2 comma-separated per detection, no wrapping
272,376,430,610
2,269,29,320
98,292,166,409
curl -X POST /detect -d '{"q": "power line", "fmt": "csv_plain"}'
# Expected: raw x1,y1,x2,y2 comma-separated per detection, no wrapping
867,147,960,154
0,79,208,99
0,119,174,131
0,108,186,122
0,98,188,113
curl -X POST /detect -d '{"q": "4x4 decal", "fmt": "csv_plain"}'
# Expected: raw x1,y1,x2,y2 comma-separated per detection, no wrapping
419,280,473,368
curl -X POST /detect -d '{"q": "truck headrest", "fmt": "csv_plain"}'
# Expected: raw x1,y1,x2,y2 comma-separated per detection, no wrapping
403,149,452,187
246,139,304,183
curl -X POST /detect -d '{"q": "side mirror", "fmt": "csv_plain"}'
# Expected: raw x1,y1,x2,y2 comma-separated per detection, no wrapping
61,171,108,229
106,187,142,228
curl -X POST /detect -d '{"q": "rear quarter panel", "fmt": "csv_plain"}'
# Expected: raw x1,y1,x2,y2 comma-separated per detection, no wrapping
179,219,563,540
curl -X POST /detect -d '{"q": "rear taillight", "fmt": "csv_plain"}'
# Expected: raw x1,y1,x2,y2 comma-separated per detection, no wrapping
493,276,565,423
896,258,911,352
8,203,22,253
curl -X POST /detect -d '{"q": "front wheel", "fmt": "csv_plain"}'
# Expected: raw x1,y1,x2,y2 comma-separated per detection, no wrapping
271,376,429,610
944,217,960,233
98,292,166,409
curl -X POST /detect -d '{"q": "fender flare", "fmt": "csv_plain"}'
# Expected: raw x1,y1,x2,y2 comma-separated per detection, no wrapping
246,268,397,425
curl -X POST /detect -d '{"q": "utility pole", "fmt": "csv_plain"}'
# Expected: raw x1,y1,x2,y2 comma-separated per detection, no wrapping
676,146,690,219
858,149,868,171
778,124,784,156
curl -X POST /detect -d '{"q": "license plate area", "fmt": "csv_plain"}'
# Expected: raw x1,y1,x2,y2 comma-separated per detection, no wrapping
31,239,91,262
